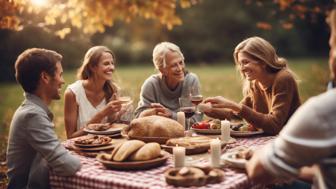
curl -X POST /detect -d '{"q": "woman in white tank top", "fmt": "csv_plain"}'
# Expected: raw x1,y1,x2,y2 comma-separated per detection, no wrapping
64,46,128,138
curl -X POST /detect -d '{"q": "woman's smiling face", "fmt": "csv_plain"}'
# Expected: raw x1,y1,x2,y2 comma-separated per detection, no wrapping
93,52,115,81
237,52,265,82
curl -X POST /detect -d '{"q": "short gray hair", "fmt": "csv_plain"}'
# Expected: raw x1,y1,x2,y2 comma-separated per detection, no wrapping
152,42,184,70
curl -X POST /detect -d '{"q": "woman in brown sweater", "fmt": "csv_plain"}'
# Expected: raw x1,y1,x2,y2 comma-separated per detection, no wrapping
205,36,301,135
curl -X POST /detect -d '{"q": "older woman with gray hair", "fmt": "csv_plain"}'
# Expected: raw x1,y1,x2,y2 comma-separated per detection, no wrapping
134,42,202,125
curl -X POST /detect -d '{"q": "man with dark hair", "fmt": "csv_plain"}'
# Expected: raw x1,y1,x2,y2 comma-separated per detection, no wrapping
7,48,81,189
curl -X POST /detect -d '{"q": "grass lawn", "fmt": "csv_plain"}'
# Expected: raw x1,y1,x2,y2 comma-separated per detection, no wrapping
0,58,329,144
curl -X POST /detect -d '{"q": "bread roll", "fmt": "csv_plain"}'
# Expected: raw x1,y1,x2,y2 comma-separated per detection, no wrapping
110,142,123,160
129,142,161,161
127,115,184,138
112,140,145,161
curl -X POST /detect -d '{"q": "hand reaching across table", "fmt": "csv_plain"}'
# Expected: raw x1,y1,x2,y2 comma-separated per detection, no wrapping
139,103,172,118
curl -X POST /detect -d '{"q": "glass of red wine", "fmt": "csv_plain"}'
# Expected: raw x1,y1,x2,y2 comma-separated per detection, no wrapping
191,95,203,113
179,97,195,131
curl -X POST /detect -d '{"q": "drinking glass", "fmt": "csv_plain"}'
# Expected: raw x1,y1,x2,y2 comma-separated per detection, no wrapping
179,97,195,131
117,90,134,124
191,94,203,113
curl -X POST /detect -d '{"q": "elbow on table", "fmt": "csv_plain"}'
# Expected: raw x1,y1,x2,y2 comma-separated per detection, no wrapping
262,123,283,135
51,154,82,176
55,161,81,176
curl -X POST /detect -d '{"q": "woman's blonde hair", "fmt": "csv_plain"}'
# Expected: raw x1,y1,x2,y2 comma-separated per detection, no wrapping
77,46,118,101
152,42,184,70
327,9,336,48
233,36,296,95
327,10,336,79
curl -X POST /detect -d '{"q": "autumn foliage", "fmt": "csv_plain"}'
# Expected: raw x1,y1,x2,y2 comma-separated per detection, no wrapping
0,0,197,38
247,0,334,30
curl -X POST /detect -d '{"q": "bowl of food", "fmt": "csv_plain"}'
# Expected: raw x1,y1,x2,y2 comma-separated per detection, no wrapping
191,119,221,134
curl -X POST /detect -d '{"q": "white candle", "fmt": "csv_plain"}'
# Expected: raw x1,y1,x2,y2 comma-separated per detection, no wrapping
177,112,185,129
210,139,221,168
173,145,185,168
221,119,231,142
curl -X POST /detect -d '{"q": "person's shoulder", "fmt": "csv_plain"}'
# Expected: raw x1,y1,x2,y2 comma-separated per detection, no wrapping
14,102,46,121
186,72,198,78
185,72,199,81
283,90,336,135
140,74,160,92
276,69,295,80
306,90,336,109
273,69,297,87
67,80,82,90
142,74,160,85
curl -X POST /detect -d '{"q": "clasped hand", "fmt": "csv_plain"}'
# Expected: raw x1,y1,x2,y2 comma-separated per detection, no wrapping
139,103,172,118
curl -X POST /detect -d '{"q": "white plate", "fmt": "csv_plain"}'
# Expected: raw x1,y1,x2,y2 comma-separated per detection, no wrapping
83,127,123,135
230,130,263,137
191,128,221,134
220,152,246,169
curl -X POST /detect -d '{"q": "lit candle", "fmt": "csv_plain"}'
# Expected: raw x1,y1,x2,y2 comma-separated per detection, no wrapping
173,145,185,168
210,138,221,167
177,112,185,129
221,119,231,142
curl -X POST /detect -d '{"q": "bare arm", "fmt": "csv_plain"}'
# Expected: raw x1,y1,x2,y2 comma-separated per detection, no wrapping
64,89,85,139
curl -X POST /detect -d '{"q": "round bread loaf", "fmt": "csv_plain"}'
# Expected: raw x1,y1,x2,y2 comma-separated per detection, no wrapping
127,115,184,138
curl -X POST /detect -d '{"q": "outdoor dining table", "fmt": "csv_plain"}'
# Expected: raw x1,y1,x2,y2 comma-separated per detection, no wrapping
50,135,276,189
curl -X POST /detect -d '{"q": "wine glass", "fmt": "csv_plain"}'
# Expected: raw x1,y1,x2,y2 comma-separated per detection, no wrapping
191,94,203,113
117,90,134,124
179,97,195,132
117,89,133,105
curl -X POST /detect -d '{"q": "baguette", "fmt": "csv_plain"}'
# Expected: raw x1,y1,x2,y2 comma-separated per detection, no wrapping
110,142,124,160
129,143,161,161
112,140,145,161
